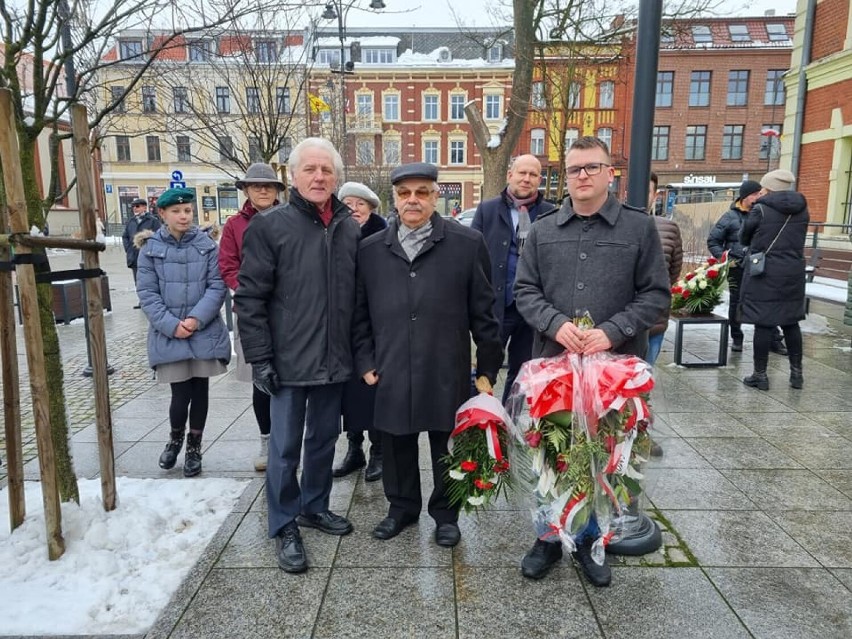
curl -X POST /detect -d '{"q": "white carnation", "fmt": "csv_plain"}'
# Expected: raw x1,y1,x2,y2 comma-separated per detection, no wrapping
449,469,467,480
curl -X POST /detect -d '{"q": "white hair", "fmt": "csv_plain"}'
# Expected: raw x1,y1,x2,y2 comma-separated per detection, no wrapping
288,137,344,182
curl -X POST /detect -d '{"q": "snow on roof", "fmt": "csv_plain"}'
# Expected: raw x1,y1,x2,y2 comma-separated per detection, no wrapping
395,48,514,68
315,36,400,47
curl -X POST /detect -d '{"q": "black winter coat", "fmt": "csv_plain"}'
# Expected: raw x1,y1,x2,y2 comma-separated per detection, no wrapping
234,188,360,385
352,213,503,435
739,191,809,327
707,203,748,261
122,212,161,268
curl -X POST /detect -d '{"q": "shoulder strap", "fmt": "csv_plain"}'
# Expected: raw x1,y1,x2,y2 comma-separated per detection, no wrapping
764,213,790,256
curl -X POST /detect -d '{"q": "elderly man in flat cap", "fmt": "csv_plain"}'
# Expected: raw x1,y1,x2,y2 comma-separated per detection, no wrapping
123,196,160,307
352,162,503,548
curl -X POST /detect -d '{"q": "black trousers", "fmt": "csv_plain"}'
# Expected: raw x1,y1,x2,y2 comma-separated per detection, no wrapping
727,266,744,341
381,430,457,525
501,302,534,404
753,323,802,371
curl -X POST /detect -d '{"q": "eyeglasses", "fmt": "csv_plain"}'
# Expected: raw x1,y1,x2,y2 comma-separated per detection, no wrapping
395,187,435,199
565,163,611,179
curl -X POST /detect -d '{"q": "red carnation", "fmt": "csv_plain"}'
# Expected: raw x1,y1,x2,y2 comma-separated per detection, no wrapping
707,268,719,279
524,430,543,448
682,290,691,299
685,272,695,281
671,285,682,294
555,454,569,473
493,459,510,473
474,478,495,490
707,257,718,265
460,460,478,472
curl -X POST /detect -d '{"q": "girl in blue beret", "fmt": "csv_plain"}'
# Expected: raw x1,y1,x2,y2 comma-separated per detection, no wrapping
135,187,231,477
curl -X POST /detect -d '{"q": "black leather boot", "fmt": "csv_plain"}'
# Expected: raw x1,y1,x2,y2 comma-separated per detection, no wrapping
183,432,203,477
743,370,769,391
158,430,185,470
789,354,804,389
365,453,383,482
571,538,612,587
333,441,366,478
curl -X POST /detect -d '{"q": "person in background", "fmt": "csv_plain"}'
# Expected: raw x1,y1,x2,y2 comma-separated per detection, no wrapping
708,180,786,355
136,188,231,478
471,154,558,404
739,169,808,391
123,196,161,309
331,181,388,483
235,138,360,574
219,163,284,472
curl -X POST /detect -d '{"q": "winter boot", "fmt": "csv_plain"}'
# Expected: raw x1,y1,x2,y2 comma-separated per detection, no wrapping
158,430,185,470
332,441,366,478
789,354,804,389
743,370,769,391
254,434,270,472
183,432,203,477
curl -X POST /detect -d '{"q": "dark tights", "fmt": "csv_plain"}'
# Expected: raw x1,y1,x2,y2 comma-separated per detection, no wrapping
169,377,209,435
753,323,802,370
252,386,271,436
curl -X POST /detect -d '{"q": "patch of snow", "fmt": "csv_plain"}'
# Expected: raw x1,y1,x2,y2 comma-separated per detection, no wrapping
487,134,501,149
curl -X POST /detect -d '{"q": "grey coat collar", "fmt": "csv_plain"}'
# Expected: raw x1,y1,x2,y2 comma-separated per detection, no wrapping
555,193,622,227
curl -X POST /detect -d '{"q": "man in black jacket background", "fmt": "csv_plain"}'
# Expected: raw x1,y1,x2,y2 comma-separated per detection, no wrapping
122,197,160,308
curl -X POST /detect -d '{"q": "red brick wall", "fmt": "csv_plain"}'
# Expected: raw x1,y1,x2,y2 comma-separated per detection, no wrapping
797,140,834,223
811,0,849,61
802,78,852,133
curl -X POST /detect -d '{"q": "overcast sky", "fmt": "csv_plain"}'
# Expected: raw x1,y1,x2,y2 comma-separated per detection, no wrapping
341,0,799,28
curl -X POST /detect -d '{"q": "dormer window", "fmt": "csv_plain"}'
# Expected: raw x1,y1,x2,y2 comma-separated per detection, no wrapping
487,43,503,62
437,47,452,63
255,40,278,63
364,48,396,64
660,28,675,44
188,40,211,62
766,23,788,41
317,48,347,66
728,24,750,42
692,25,712,43
119,39,143,60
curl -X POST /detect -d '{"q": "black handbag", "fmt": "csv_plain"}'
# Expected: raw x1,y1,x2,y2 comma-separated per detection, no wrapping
748,215,789,277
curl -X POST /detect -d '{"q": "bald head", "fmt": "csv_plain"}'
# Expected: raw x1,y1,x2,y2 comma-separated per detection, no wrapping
507,154,542,199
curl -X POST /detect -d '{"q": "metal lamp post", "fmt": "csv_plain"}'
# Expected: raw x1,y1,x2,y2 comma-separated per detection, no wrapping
320,0,385,178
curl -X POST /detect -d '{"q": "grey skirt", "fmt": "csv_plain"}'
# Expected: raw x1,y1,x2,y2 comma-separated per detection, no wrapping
156,358,228,384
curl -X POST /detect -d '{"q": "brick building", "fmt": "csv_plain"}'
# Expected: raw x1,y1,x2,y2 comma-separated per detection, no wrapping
782,0,852,226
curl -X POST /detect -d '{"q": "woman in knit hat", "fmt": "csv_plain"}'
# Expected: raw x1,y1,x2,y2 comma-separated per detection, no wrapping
739,169,809,391
332,181,388,482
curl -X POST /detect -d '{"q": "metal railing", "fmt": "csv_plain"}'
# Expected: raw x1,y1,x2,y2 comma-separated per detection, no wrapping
808,222,852,251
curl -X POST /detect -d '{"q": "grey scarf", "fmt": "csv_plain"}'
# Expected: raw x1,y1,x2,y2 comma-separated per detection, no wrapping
398,220,433,261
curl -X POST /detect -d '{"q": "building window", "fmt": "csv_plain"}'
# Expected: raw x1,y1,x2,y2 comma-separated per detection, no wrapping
598,81,614,109
759,124,782,160
110,86,126,113
530,128,545,156
146,136,161,162
727,70,749,107
692,25,712,43
596,128,612,151
383,138,401,165
449,140,465,165
316,49,347,66
766,23,788,41
276,87,291,114
356,93,373,116
685,125,707,160
188,40,210,62
450,94,465,120
565,128,579,151
423,95,438,121
119,40,143,60
423,139,439,164
142,86,156,113
651,126,669,161
246,87,260,114
660,28,675,45
689,71,711,107
485,94,501,120
115,136,131,162
215,87,230,113
255,40,277,63
279,138,292,164
765,70,785,105
364,48,395,63
173,87,189,113
721,124,744,160
383,93,399,121
218,136,233,161
176,135,191,162
356,139,374,165
531,81,546,109
656,71,673,108
728,24,750,42
487,43,503,62
569,82,582,110
248,137,262,163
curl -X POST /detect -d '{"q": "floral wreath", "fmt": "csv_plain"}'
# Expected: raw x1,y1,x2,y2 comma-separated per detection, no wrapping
671,250,730,315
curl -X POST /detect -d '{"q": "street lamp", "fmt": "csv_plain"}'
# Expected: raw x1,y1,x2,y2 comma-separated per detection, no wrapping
320,1,386,177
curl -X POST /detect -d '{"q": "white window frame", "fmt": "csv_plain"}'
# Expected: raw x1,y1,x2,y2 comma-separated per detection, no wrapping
530,128,545,156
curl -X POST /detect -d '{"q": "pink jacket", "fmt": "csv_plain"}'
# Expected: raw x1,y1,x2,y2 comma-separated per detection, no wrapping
218,199,278,290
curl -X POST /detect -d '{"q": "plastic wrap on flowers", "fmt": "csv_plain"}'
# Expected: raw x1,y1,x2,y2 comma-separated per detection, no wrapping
442,393,514,513
508,351,655,564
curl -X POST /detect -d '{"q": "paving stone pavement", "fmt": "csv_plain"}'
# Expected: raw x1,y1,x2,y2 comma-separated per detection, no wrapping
2,242,852,638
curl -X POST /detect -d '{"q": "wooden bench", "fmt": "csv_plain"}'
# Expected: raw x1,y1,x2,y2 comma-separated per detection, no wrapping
804,246,851,314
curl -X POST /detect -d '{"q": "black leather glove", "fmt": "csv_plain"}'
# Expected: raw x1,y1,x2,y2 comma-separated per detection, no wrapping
251,361,280,396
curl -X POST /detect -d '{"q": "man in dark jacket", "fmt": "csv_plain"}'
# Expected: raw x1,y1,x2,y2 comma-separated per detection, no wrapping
234,138,361,575
708,180,786,354
472,154,558,403
514,136,670,587
122,197,160,307
352,162,503,549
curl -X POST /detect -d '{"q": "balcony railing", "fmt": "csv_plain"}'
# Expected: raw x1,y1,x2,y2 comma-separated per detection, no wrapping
348,113,382,132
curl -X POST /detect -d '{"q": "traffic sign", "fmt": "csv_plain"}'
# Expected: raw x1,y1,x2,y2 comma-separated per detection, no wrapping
171,170,184,181
170,181,186,189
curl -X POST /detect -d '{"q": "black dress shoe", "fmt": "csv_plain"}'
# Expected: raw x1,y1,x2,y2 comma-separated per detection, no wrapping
521,539,563,579
332,444,366,478
435,522,461,547
731,338,743,352
275,524,307,573
364,454,383,482
296,511,353,536
372,515,417,540
571,539,611,587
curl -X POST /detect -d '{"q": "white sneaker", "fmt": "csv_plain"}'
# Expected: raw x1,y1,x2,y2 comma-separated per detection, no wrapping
254,434,270,472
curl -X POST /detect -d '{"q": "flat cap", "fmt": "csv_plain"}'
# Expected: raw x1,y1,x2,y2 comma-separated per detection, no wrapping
157,187,195,209
390,162,438,185
130,197,147,207
338,181,380,209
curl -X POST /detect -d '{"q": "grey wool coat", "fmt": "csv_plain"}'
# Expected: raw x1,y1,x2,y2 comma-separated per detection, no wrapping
352,213,503,436
514,194,671,358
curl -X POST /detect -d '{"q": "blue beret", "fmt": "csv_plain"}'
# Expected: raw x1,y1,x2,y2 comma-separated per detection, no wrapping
157,187,195,209
390,162,438,185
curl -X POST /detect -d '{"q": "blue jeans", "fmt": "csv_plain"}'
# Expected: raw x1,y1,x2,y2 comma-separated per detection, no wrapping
646,333,664,366
266,383,343,538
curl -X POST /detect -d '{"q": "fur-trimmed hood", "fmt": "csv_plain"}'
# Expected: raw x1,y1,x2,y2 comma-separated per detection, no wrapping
134,223,219,248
